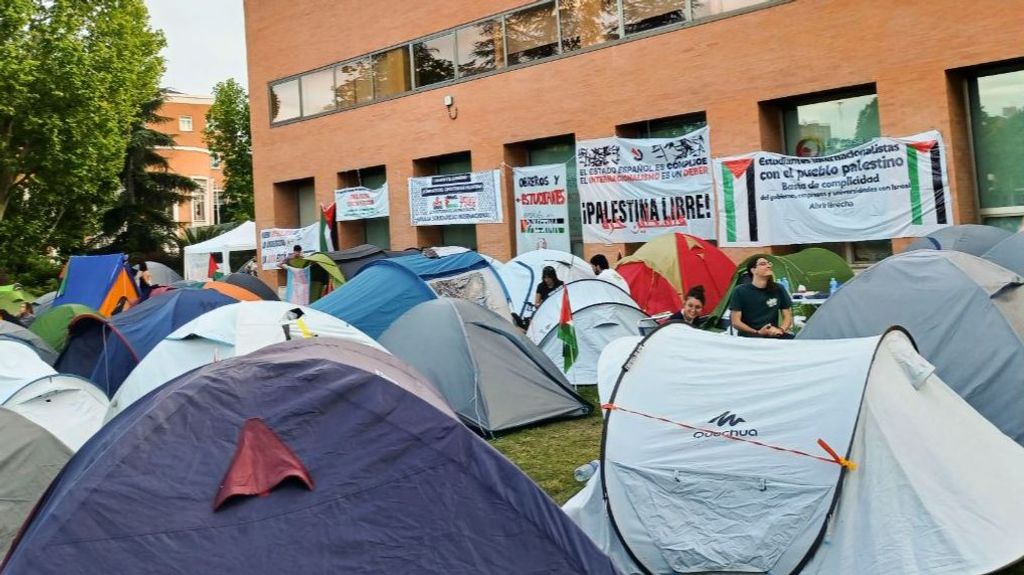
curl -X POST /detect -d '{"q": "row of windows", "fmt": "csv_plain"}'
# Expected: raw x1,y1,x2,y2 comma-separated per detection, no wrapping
282,67,1024,257
269,0,772,124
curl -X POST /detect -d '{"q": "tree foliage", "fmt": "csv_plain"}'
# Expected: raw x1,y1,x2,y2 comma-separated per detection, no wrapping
205,79,253,222
0,0,164,277
98,92,198,257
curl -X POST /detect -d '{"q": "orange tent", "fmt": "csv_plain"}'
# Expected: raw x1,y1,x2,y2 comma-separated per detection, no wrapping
203,281,261,302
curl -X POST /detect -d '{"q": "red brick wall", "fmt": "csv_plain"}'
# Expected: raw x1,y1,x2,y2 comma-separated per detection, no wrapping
244,0,1024,285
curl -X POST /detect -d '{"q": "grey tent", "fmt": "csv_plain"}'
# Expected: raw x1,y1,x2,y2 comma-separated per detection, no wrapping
32,291,57,316
133,261,183,286
0,407,72,555
799,250,1024,444
325,244,393,279
905,223,1012,256
0,320,57,365
380,298,591,434
983,231,1024,275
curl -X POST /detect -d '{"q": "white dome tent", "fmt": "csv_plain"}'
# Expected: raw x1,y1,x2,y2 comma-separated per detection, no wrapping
107,301,385,421
182,220,256,280
499,249,594,319
565,325,1024,575
526,279,648,385
0,341,108,451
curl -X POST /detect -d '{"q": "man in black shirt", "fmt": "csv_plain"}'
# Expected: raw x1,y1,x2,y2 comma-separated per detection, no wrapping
729,257,793,338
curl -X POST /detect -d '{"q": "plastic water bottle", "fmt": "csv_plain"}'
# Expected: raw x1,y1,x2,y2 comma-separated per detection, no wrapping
574,460,600,483
778,276,790,294
829,277,839,296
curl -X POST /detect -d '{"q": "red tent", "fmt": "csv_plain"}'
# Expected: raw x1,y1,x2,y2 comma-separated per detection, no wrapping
615,233,734,315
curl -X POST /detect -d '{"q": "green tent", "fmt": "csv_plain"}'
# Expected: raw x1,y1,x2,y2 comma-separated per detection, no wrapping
292,252,346,303
706,248,854,329
0,285,34,315
28,303,97,352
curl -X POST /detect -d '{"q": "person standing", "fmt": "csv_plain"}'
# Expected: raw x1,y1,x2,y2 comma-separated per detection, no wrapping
729,258,793,338
534,266,564,308
589,254,630,293
136,262,153,301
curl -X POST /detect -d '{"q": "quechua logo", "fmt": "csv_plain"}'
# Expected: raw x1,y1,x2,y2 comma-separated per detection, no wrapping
693,410,758,439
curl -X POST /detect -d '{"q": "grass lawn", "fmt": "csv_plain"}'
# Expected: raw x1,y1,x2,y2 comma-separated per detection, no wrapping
489,387,1024,575
489,386,603,505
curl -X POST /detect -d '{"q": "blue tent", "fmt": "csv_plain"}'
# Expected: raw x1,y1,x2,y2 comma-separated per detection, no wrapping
983,231,1024,275
52,254,139,316
312,260,436,338
313,252,511,339
4,339,617,574
55,290,236,397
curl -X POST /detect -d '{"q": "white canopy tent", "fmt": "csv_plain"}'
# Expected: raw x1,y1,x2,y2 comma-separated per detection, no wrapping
183,221,256,280
566,326,1024,575
0,341,108,451
107,301,386,421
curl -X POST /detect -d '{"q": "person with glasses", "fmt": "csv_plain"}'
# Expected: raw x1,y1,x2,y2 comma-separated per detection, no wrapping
729,257,793,338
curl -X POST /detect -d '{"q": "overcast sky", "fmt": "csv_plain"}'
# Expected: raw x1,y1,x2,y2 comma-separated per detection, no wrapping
145,0,248,96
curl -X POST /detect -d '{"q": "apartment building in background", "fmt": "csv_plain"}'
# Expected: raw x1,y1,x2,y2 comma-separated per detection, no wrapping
149,91,225,229
244,0,1024,287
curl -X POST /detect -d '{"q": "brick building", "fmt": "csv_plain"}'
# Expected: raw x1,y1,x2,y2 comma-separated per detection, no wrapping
150,92,225,229
244,0,1024,287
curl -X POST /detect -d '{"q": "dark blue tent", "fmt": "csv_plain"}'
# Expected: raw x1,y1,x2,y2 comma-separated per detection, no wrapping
312,252,511,339
54,290,236,397
4,339,617,574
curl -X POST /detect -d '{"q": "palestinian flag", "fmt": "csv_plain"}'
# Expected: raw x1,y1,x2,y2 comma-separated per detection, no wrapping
207,254,222,280
719,158,757,244
557,288,579,372
905,139,949,226
319,202,336,252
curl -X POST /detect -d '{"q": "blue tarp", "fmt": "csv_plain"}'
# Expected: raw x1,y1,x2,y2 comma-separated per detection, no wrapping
4,339,618,575
55,290,235,397
312,261,435,339
52,254,133,310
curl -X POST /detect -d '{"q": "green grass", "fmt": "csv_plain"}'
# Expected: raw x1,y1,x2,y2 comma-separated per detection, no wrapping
489,386,603,505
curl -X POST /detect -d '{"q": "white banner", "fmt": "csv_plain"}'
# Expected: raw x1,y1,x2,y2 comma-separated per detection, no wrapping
259,222,332,270
335,184,389,221
513,164,571,254
408,170,503,226
714,131,952,247
576,127,715,244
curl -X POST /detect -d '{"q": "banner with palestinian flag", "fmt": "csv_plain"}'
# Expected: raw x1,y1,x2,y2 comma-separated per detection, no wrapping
714,131,952,247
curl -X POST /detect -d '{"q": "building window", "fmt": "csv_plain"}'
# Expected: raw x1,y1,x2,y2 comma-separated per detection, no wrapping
301,68,336,117
456,19,505,78
192,179,208,223
781,90,890,263
506,2,560,66
271,79,301,122
373,47,412,98
213,188,223,224
527,136,584,257
692,0,770,19
335,58,374,108
269,0,776,125
414,33,456,87
211,154,221,169
179,116,193,132
623,0,686,35
620,112,707,138
560,0,620,52
969,68,1024,232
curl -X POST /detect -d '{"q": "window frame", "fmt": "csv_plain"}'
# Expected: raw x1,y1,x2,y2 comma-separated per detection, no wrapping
179,115,193,132
965,63,1024,227
267,0,786,126
191,178,208,223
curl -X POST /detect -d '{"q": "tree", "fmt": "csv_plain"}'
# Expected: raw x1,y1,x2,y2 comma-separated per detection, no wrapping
99,92,198,257
205,79,254,222
0,0,164,278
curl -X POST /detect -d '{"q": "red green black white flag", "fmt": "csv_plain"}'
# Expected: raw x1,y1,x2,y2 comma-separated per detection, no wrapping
557,287,579,372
